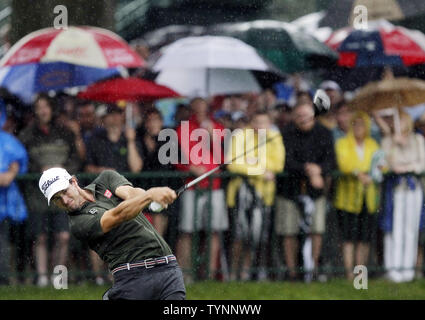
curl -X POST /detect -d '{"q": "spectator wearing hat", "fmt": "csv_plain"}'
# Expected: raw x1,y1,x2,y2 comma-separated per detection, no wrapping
85,104,143,174
83,103,144,284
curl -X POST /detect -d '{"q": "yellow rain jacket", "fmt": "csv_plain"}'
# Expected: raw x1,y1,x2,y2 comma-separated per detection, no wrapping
226,128,285,208
334,111,380,214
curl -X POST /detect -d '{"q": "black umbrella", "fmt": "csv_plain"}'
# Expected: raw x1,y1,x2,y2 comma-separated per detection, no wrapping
319,0,425,29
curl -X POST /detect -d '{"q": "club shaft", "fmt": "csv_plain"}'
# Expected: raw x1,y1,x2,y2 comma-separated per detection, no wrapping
151,97,326,211
176,133,279,196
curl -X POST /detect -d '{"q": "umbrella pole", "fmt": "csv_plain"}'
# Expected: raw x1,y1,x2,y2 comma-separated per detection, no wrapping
126,103,134,129
394,108,401,136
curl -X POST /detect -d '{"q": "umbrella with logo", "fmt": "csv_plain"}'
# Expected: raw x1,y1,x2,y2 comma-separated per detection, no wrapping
152,36,285,98
207,20,338,73
319,0,425,30
0,26,145,103
325,20,425,68
77,77,180,103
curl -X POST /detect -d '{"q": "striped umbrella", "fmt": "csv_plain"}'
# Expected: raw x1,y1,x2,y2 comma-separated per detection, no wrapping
325,20,425,68
0,26,144,103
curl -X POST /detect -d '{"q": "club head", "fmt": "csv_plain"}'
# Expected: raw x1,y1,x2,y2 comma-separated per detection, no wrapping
313,89,331,114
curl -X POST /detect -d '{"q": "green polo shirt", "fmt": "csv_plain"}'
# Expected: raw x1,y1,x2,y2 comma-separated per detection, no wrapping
68,170,172,270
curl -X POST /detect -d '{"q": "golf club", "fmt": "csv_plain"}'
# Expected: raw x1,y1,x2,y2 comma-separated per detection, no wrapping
149,89,330,212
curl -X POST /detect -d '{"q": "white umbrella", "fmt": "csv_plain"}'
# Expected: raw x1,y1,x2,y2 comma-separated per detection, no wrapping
152,36,269,72
152,36,278,97
155,68,262,98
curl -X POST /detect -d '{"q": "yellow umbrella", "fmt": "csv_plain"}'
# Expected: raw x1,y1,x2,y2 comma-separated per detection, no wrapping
347,77,425,111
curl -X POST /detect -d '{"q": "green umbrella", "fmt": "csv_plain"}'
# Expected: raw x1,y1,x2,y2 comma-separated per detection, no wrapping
208,20,338,73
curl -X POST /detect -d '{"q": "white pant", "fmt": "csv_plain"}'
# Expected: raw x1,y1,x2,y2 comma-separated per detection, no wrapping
384,182,423,282
179,189,228,233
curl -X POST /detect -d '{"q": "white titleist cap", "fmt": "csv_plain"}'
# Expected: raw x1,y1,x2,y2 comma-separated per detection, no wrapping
39,168,72,205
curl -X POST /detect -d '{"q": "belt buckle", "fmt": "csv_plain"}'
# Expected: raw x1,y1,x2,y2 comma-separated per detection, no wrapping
144,258,155,269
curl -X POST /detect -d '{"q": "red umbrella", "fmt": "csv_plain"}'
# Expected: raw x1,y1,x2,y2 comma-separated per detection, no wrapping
77,77,181,103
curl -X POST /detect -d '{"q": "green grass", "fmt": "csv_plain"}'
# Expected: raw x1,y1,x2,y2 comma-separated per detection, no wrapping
187,279,425,300
1,279,425,300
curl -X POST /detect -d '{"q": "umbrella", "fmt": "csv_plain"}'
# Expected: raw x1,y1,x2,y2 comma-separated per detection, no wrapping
155,68,268,98
0,26,144,103
347,77,425,111
325,20,425,68
77,77,180,103
152,36,284,97
0,62,121,104
207,20,338,73
152,36,269,72
348,76,425,135
319,0,425,30
1,26,144,69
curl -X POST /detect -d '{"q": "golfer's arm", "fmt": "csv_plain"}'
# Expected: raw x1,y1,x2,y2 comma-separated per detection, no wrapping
114,185,146,201
100,189,153,233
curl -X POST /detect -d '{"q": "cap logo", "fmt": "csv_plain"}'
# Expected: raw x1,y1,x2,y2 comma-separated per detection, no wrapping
41,176,60,194
104,189,112,198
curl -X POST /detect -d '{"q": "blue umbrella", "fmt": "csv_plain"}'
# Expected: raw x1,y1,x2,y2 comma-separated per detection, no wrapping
0,61,121,104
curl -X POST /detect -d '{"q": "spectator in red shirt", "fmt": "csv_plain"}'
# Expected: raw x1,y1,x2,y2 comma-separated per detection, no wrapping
174,97,228,283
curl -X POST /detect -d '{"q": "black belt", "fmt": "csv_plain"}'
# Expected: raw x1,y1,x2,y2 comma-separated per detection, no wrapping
111,255,176,275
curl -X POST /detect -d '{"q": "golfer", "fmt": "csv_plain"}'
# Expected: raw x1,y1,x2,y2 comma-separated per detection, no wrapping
38,167,186,300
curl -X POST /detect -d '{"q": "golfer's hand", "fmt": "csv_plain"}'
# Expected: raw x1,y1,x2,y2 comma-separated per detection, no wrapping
147,187,177,208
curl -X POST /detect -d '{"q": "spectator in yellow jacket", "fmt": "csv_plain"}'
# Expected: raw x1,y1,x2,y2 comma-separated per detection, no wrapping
334,111,380,280
226,110,285,281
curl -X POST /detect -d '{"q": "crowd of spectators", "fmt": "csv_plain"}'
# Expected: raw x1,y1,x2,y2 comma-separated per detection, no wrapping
0,73,424,287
